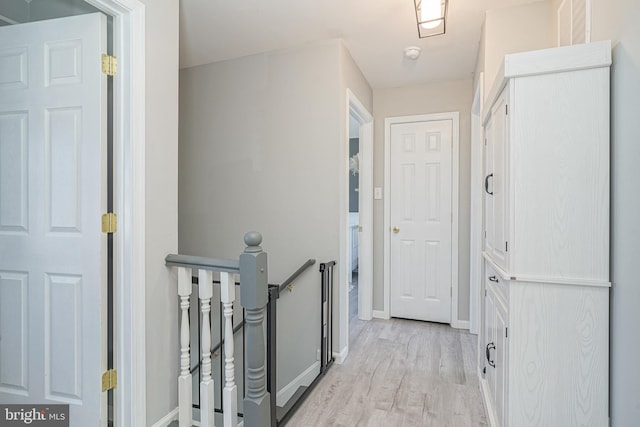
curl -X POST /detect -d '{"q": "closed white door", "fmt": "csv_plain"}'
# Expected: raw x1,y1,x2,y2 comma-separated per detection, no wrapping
390,120,452,323
0,13,107,426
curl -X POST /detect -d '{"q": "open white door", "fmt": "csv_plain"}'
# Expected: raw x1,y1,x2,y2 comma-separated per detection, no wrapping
0,13,108,426
389,119,453,323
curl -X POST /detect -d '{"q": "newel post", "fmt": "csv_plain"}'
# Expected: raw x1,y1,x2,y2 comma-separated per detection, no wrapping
240,231,271,427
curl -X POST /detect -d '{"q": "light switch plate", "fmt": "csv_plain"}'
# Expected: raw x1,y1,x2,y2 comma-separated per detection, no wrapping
374,187,383,199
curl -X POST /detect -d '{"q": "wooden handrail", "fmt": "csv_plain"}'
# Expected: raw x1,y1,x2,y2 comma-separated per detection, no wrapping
278,259,316,293
165,253,240,273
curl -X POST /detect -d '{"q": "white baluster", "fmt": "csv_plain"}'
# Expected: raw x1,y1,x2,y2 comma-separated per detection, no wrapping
178,267,192,427
199,269,215,426
221,272,238,427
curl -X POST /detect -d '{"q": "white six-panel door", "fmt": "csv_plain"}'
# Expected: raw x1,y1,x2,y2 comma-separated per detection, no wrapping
0,13,107,426
390,120,452,323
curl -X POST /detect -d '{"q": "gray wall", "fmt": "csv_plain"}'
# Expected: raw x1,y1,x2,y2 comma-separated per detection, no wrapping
474,1,554,100
590,0,640,424
179,40,347,391
483,1,553,96
373,79,473,320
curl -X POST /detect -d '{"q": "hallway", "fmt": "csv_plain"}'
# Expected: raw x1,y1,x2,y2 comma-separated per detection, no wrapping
286,316,487,426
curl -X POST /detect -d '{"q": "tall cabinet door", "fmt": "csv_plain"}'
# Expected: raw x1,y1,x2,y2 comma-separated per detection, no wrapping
484,119,495,256
484,289,496,395
494,296,508,427
489,89,509,270
485,283,509,427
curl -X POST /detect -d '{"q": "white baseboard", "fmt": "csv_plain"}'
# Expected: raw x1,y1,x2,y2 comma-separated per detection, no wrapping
276,361,320,407
333,346,349,364
372,310,389,319
150,407,178,427
451,319,470,330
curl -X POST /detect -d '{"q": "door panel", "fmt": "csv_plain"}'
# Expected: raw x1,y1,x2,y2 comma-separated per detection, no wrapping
390,120,452,323
484,119,495,255
495,298,508,427
0,13,107,426
0,272,28,394
490,90,509,269
485,289,496,401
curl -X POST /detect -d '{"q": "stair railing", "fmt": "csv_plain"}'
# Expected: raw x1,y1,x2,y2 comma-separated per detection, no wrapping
167,232,336,427
166,231,271,427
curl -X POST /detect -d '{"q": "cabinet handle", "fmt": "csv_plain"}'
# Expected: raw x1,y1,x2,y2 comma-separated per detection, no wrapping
485,173,494,195
489,276,499,283
486,342,496,368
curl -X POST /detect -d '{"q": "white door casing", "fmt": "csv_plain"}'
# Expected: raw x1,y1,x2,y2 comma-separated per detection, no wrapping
0,13,107,426
350,93,373,323
85,0,147,425
389,119,453,323
470,73,483,336
338,89,373,363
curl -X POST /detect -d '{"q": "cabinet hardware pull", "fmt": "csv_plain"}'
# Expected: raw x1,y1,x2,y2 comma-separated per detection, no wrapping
489,276,499,283
486,343,496,368
485,173,494,195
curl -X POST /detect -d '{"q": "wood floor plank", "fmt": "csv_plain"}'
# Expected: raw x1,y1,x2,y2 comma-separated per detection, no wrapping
286,318,488,426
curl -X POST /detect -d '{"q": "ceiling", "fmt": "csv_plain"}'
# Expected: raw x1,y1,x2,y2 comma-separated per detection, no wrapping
179,0,543,89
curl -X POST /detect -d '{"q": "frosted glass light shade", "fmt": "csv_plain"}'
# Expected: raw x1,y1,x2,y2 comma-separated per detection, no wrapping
420,0,442,29
414,0,448,38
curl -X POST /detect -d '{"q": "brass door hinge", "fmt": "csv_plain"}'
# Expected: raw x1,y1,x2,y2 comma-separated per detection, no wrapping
102,213,117,233
101,54,117,76
102,369,117,392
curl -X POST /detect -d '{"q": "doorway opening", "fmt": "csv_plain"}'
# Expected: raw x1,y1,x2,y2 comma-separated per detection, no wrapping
383,112,460,326
348,114,359,327
338,90,373,362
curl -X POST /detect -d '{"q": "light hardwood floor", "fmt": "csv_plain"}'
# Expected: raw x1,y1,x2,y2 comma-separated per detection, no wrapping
286,317,487,427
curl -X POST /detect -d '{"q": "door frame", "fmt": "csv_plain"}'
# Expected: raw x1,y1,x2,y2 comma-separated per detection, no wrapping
470,73,484,335
84,1,146,425
337,89,373,363
382,112,460,326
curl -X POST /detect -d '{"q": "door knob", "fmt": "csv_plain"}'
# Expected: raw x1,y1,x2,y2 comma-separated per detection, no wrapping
393,226,400,233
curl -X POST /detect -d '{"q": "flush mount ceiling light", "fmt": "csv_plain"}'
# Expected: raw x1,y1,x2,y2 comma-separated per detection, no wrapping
413,0,448,38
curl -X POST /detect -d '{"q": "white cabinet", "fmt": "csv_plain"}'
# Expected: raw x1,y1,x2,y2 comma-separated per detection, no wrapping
479,41,611,427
